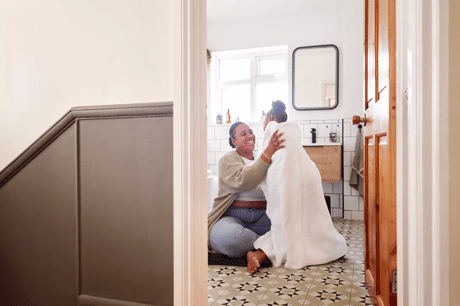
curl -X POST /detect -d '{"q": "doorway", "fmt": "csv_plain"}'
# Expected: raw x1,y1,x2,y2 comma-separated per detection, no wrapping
172,0,452,305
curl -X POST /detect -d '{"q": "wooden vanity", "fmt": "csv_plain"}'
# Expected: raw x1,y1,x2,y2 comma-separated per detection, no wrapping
303,143,342,182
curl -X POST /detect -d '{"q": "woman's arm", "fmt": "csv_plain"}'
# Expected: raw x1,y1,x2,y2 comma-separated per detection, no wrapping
219,130,285,191
219,153,269,191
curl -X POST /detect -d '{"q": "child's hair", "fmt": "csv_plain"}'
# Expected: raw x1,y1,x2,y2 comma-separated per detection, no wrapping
266,100,288,123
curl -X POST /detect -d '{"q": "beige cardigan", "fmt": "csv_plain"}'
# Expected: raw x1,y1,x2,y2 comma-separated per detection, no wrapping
207,150,270,250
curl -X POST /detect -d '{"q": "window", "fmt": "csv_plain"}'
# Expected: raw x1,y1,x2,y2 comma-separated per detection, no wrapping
209,46,288,123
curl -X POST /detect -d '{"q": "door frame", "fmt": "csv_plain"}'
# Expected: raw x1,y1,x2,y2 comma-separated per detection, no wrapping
173,0,208,305
396,0,450,305
174,0,451,305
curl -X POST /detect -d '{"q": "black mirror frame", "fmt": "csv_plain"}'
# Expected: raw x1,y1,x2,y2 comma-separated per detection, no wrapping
292,44,339,111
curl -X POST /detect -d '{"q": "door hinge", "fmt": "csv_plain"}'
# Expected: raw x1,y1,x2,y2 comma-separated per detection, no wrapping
392,270,397,294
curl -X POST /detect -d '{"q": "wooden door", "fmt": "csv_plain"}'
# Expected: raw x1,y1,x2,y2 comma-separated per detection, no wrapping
363,0,397,305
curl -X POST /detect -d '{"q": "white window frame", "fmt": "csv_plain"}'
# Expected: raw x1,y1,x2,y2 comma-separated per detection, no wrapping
210,46,288,123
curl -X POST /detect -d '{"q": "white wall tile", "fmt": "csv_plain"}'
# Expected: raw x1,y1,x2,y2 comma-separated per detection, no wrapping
352,211,364,220
344,196,359,211
359,196,364,211
343,122,351,137
331,123,342,138
314,137,325,144
215,126,227,139
310,120,324,124
344,183,352,196
344,166,352,181
317,123,332,138
207,152,216,165
332,208,343,218
344,137,357,152
220,139,231,152
210,165,218,176
207,126,215,139
344,152,351,167
333,181,343,193
322,182,333,193
344,211,352,219
208,139,221,152
330,194,340,208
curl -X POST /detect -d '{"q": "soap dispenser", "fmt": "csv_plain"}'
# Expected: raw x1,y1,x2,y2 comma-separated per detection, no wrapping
310,128,317,143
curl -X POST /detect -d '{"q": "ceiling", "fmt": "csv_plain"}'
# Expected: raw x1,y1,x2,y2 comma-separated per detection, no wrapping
207,0,338,25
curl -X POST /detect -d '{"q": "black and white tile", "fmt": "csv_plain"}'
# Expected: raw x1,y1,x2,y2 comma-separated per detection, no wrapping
208,219,372,305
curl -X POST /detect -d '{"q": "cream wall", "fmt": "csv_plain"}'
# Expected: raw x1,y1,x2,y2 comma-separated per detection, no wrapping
450,0,460,303
207,0,364,122
0,0,173,170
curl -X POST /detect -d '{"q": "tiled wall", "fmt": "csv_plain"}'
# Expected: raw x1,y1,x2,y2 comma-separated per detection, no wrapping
207,119,364,220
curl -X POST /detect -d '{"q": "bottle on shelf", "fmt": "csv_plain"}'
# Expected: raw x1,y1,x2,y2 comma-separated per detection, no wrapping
260,110,266,123
226,109,231,124
216,112,223,124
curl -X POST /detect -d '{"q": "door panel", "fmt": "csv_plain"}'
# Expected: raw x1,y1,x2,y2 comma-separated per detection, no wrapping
367,0,376,108
377,0,389,102
363,0,397,305
377,134,389,304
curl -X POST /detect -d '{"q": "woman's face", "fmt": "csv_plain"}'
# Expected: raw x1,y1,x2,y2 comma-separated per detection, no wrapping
232,124,256,152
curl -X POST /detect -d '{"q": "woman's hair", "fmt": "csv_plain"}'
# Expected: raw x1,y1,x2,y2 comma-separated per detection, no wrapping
266,100,288,123
228,122,245,148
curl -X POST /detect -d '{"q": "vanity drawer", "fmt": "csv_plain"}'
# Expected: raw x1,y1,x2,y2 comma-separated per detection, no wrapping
303,145,342,182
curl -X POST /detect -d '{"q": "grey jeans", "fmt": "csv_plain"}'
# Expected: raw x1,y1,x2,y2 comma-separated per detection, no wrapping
209,206,272,258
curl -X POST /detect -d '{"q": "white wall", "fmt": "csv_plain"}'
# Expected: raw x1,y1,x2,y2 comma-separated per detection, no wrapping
0,0,173,170
207,0,364,122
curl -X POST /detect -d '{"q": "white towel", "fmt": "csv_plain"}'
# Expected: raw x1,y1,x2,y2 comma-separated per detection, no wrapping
254,121,348,269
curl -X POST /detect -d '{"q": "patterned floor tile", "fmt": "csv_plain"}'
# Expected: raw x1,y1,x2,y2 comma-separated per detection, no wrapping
215,294,257,306
303,286,353,305
349,285,373,305
258,284,308,306
208,219,370,306
257,300,294,306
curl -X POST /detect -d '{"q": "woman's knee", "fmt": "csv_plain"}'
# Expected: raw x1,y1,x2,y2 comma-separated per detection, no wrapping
210,227,259,258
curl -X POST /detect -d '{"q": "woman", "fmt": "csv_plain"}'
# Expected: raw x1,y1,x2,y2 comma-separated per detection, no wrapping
207,121,285,273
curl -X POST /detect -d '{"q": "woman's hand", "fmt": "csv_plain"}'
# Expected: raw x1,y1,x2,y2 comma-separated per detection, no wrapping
263,129,285,161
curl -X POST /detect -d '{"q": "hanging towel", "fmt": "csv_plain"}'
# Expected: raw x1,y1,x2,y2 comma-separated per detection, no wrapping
254,121,348,269
349,127,364,195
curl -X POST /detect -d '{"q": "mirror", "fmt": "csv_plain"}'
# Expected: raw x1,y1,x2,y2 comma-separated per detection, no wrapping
292,45,339,110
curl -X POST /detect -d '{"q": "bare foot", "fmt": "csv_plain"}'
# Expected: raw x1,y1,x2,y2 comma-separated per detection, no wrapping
246,249,267,273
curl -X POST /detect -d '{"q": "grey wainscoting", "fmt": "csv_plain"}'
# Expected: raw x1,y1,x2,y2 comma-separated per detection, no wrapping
0,102,173,306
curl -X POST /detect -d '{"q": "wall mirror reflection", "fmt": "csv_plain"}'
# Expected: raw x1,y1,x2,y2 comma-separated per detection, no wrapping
292,45,339,110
